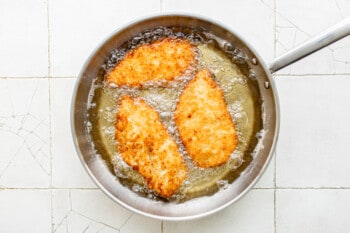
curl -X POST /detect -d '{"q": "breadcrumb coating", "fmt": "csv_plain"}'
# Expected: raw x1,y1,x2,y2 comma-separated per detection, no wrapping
174,69,238,168
106,38,196,87
115,95,187,197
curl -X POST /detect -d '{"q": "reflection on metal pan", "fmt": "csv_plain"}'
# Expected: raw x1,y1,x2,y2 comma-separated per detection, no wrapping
71,14,350,220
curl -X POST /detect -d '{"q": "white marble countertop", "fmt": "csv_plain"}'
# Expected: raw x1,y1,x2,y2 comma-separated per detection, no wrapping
1,0,350,232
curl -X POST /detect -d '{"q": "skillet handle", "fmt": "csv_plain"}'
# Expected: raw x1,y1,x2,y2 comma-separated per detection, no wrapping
269,17,350,73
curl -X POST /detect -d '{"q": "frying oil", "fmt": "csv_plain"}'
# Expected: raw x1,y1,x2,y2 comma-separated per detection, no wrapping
87,27,263,202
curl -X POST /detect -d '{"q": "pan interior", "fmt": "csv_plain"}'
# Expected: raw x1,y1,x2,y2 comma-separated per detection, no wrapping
73,15,278,219
88,27,262,202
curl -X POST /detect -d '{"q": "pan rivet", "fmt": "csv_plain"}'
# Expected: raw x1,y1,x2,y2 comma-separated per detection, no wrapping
251,58,258,65
264,81,270,89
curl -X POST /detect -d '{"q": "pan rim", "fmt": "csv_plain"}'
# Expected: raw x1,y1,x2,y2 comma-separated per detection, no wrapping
71,12,280,221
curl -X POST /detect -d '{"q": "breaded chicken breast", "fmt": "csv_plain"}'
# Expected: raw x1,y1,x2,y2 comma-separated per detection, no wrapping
106,38,196,87
115,95,187,197
174,69,238,168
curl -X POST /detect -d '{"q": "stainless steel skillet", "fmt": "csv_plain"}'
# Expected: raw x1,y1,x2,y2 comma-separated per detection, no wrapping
71,14,350,221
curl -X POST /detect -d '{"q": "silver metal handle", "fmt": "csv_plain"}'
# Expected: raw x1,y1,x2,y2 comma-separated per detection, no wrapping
269,17,350,73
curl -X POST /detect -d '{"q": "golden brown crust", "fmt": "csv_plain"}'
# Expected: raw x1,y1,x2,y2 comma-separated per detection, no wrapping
106,38,196,87
115,95,187,197
174,69,238,168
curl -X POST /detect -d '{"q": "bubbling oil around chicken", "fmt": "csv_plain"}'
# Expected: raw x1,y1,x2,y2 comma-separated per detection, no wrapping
87,26,263,202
